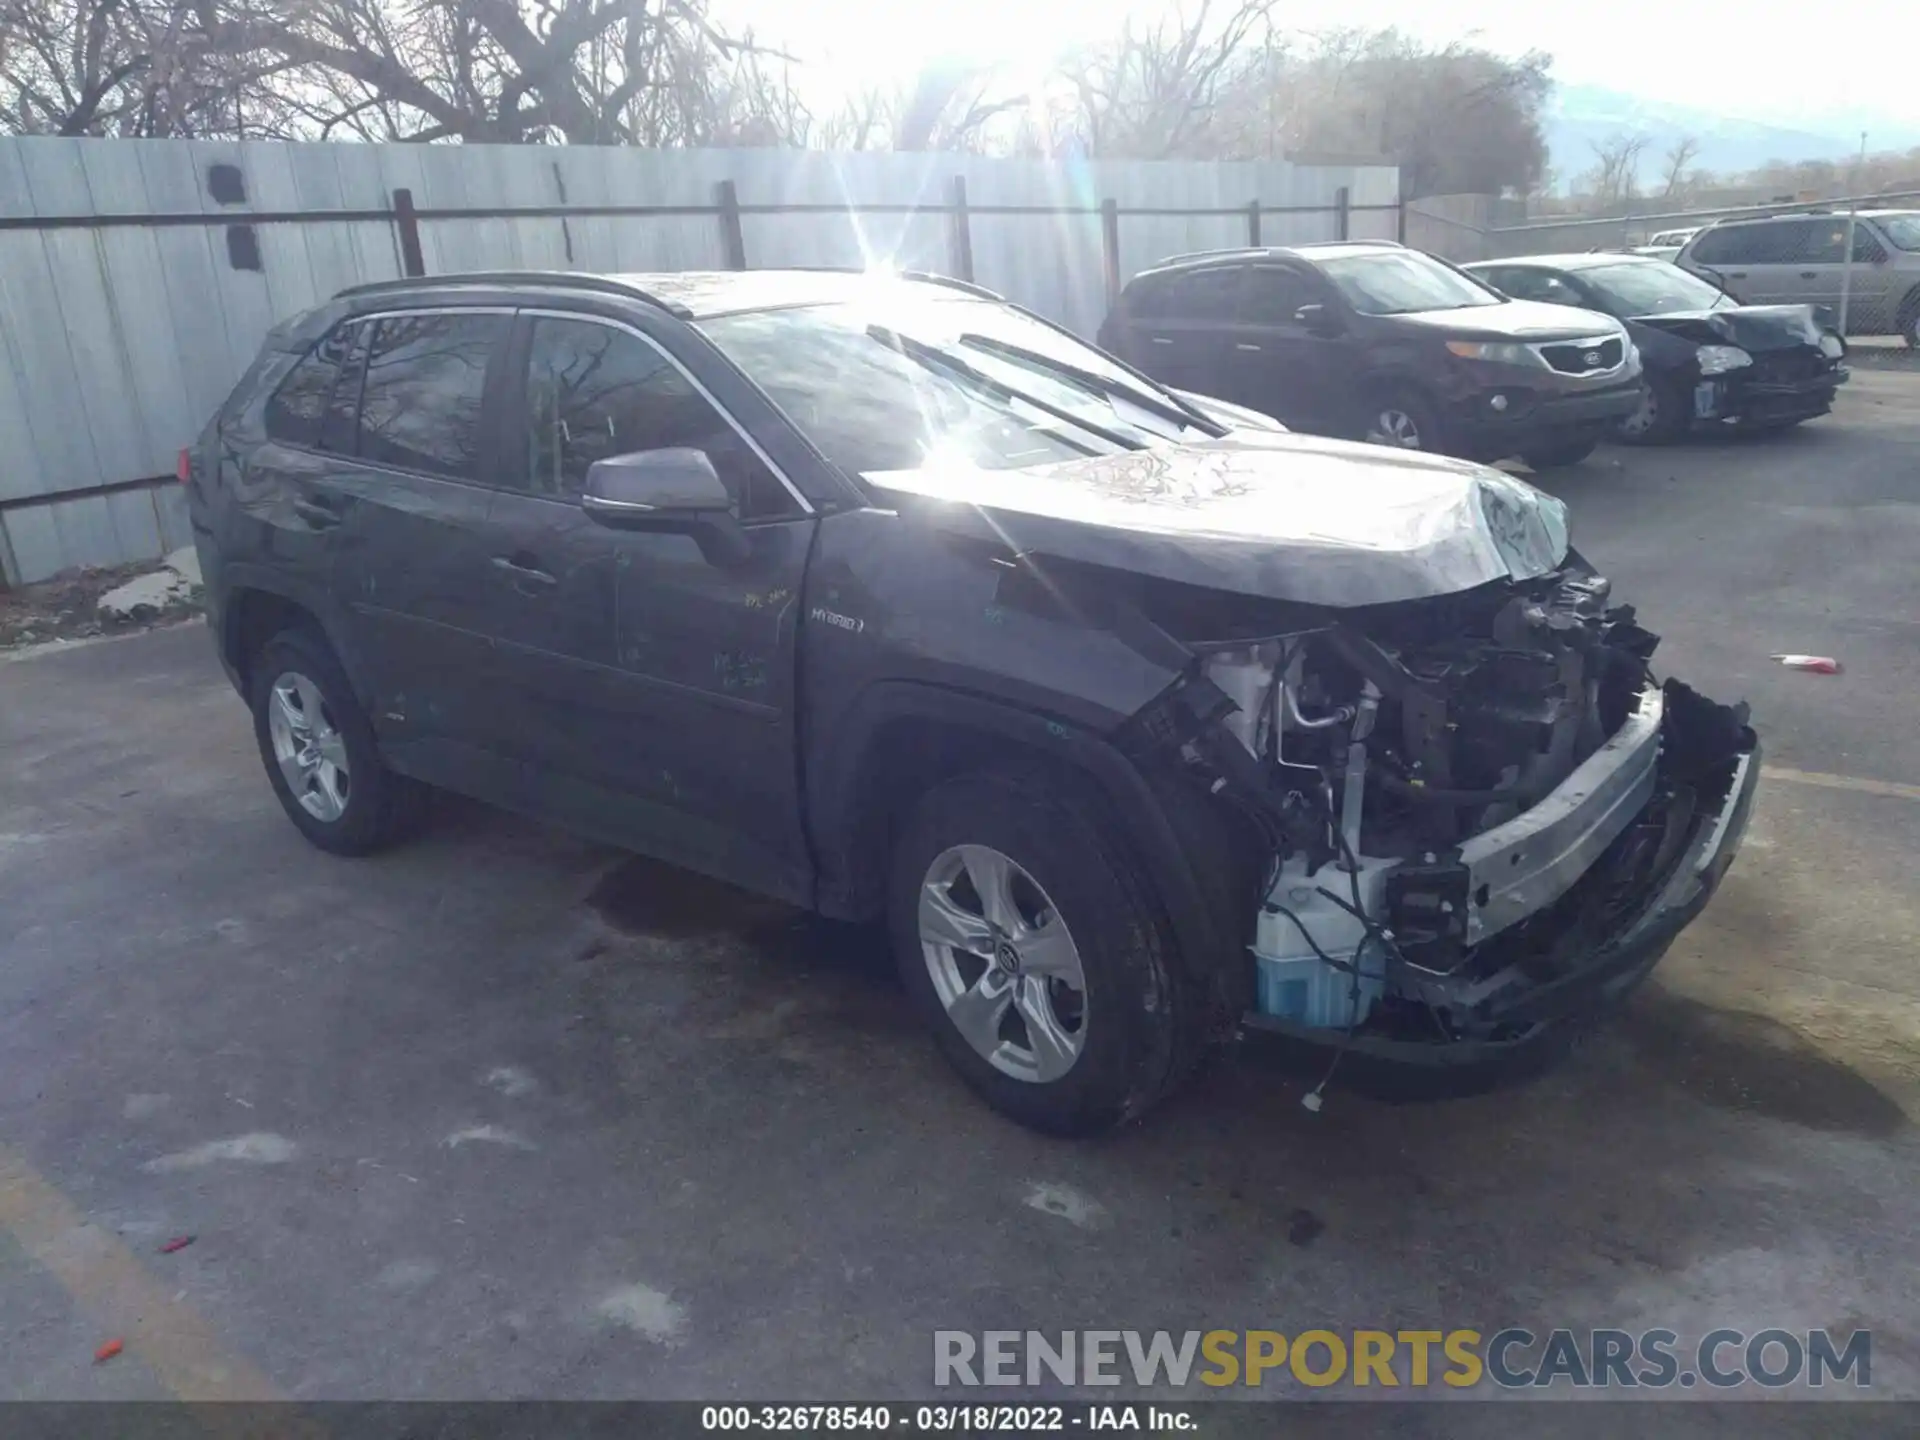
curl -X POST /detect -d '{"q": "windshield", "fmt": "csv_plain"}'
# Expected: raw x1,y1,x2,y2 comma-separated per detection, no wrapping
1579,261,1729,316
699,290,1211,476
1879,213,1920,250
1317,250,1503,315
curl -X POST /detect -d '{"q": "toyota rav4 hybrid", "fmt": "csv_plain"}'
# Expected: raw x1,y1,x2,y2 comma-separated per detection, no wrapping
187,269,1759,1135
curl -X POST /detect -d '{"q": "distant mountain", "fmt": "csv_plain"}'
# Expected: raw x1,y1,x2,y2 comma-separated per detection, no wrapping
1544,84,1920,192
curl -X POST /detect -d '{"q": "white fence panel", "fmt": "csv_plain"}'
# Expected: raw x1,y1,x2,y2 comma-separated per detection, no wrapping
0,136,1397,583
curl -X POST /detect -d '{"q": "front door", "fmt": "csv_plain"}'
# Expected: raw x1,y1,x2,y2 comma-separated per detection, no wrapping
1216,263,1360,433
480,311,817,899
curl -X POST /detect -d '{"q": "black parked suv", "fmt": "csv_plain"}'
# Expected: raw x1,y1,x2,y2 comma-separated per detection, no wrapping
188,268,1758,1134
1099,241,1644,468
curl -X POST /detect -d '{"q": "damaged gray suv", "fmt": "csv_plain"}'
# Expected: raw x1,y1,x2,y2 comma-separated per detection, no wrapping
187,268,1760,1135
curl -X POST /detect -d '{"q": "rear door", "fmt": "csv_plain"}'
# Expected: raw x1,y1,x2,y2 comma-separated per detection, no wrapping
1842,221,1900,334
1217,262,1360,432
1108,265,1245,397
243,318,371,644
1685,223,1772,303
479,309,817,897
328,308,517,776
1722,219,1830,306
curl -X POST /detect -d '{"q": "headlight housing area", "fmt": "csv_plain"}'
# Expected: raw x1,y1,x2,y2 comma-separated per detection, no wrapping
1696,344,1753,375
1445,340,1541,366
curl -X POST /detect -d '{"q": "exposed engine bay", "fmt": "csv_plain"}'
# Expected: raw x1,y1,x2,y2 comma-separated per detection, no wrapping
1121,551,1757,1071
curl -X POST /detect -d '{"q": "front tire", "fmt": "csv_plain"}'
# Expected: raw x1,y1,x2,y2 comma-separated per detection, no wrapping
1617,377,1689,444
889,771,1200,1135
1363,387,1446,454
1519,436,1599,469
251,627,420,856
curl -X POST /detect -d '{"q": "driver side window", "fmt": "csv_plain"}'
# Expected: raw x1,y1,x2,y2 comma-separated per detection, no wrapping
521,316,797,520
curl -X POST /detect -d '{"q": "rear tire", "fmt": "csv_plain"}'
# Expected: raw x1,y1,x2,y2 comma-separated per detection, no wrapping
251,627,421,856
889,770,1201,1135
1519,436,1599,469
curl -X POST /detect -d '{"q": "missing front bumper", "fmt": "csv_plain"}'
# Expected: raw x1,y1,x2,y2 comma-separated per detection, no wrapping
1239,690,1760,1099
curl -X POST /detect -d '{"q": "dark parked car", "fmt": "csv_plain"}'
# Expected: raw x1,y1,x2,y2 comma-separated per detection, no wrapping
1097,241,1644,468
187,268,1758,1134
1467,253,1849,440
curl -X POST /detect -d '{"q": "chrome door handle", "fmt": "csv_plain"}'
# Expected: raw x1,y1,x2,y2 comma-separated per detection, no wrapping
491,556,556,587
1234,342,1262,352
1148,335,1174,346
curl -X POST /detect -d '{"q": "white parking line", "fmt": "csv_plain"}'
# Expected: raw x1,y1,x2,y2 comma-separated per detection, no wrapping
1765,766,1920,804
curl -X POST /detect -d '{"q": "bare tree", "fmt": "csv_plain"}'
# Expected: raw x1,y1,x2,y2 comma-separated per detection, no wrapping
1660,134,1700,198
0,0,274,135
1584,132,1650,207
1052,0,1277,160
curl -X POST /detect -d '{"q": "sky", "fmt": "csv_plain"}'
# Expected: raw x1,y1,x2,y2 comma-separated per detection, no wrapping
721,0,1920,137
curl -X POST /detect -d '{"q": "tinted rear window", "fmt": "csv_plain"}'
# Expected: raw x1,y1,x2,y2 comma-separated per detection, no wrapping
1692,219,1846,265
1128,266,1244,321
356,312,507,481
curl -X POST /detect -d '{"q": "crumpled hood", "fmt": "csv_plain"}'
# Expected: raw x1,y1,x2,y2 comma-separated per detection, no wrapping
865,431,1571,609
1632,304,1827,351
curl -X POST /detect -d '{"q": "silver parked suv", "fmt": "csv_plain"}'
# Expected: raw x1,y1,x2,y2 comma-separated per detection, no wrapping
1676,210,1920,345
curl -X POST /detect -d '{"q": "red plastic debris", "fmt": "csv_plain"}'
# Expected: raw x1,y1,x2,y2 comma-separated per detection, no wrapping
158,1235,195,1254
94,1338,124,1364
1771,654,1842,674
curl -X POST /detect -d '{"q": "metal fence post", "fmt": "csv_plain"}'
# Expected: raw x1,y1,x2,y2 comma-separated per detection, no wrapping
391,188,426,277
1100,198,1121,305
1396,193,1408,244
949,175,975,282
1247,199,1262,247
716,180,748,270
1335,186,1351,241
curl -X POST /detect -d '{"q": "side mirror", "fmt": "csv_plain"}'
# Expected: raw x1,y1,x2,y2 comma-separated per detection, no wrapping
580,448,750,566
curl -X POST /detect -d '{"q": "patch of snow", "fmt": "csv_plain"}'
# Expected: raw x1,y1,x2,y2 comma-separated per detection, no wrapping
595,1283,686,1343
98,568,192,620
442,1124,537,1151
1023,1181,1108,1230
143,1132,298,1172
162,545,202,587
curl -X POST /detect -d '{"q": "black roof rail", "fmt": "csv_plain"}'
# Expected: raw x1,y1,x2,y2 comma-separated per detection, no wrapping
1149,246,1269,268
333,270,693,317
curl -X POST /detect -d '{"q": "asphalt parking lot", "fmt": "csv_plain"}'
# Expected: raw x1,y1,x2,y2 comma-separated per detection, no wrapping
3,367,1919,1420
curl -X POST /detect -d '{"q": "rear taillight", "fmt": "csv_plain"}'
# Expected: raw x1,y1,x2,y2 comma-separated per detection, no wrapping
177,447,191,483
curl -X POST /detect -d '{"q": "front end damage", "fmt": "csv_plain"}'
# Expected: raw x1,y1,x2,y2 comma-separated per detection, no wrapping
1118,556,1759,1097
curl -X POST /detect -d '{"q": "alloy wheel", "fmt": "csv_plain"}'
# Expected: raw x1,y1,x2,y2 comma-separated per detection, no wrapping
267,670,351,822
1366,408,1423,448
917,844,1088,1083
1622,383,1659,437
